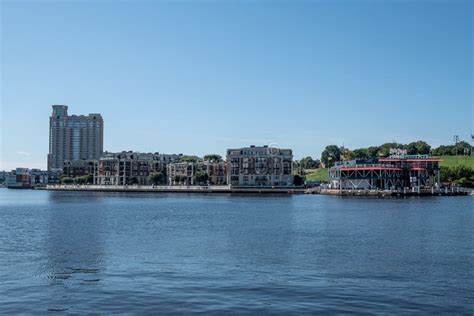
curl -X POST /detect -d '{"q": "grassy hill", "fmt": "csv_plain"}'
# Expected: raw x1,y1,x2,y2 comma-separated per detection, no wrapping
304,168,328,182
302,156,474,183
437,156,474,168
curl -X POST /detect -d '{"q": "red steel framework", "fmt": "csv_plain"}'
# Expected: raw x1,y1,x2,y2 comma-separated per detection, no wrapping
330,167,404,190
329,158,441,190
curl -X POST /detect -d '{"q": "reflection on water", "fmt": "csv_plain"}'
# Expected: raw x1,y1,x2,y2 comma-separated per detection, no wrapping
48,190,174,203
48,190,108,204
41,192,105,312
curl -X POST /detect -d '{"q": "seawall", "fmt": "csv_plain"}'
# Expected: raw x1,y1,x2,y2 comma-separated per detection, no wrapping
43,184,305,194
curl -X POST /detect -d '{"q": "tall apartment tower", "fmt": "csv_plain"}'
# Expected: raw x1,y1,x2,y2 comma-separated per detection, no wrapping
47,105,104,171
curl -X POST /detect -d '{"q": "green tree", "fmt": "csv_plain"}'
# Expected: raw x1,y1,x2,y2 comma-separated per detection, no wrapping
440,166,453,182
405,142,418,155
431,145,453,156
378,143,402,157
406,141,431,155
173,175,188,185
415,141,431,155
321,145,341,168
351,148,369,159
293,174,304,186
76,176,86,185
340,147,352,161
61,177,74,184
203,154,222,162
298,156,320,169
431,141,473,156
194,171,209,185
149,172,165,185
85,173,94,184
179,156,200,163
454,141,472,156
457,177,474,188
367,146,380,158
75,173,94,185
172,175,180,184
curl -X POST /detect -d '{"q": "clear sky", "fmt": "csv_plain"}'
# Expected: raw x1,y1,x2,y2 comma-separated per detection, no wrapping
1,0,472,170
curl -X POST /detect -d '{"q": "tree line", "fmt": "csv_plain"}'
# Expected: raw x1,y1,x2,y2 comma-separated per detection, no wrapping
319,140,473,168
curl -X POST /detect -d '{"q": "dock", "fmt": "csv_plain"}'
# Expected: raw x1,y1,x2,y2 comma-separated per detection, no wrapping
305,187,471,197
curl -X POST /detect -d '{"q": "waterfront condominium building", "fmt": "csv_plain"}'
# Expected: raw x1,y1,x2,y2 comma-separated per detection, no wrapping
63,159,97,178
6,168,61,188
47,105,104,171
94,151,183,185
226,145,293,187
167,161,227,186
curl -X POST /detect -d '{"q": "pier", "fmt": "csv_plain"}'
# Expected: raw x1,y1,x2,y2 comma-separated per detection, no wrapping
305,187,470,197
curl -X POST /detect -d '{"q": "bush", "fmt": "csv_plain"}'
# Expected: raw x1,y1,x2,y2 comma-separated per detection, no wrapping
173,175,188,185
440,165,474,187
194,171,209,185
293,174,304,186
149,172,165,185
61,177,74,184
203,154,222,162
456,177,474,188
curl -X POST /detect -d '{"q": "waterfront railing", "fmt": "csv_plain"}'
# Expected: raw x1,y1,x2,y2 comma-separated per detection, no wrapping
47,184,233,191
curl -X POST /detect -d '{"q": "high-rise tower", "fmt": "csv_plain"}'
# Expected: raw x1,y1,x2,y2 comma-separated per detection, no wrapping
47,105,103,171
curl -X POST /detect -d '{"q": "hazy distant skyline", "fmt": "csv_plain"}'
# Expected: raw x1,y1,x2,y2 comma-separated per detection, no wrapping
1,0,472,170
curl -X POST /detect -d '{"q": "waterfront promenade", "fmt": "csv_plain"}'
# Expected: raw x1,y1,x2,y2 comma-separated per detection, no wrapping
45,184,305,194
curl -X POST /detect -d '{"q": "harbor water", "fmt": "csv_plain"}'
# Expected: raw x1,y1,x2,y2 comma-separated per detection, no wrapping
0,189,472,314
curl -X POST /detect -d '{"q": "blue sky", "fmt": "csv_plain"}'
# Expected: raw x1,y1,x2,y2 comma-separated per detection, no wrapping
1,0,472,170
